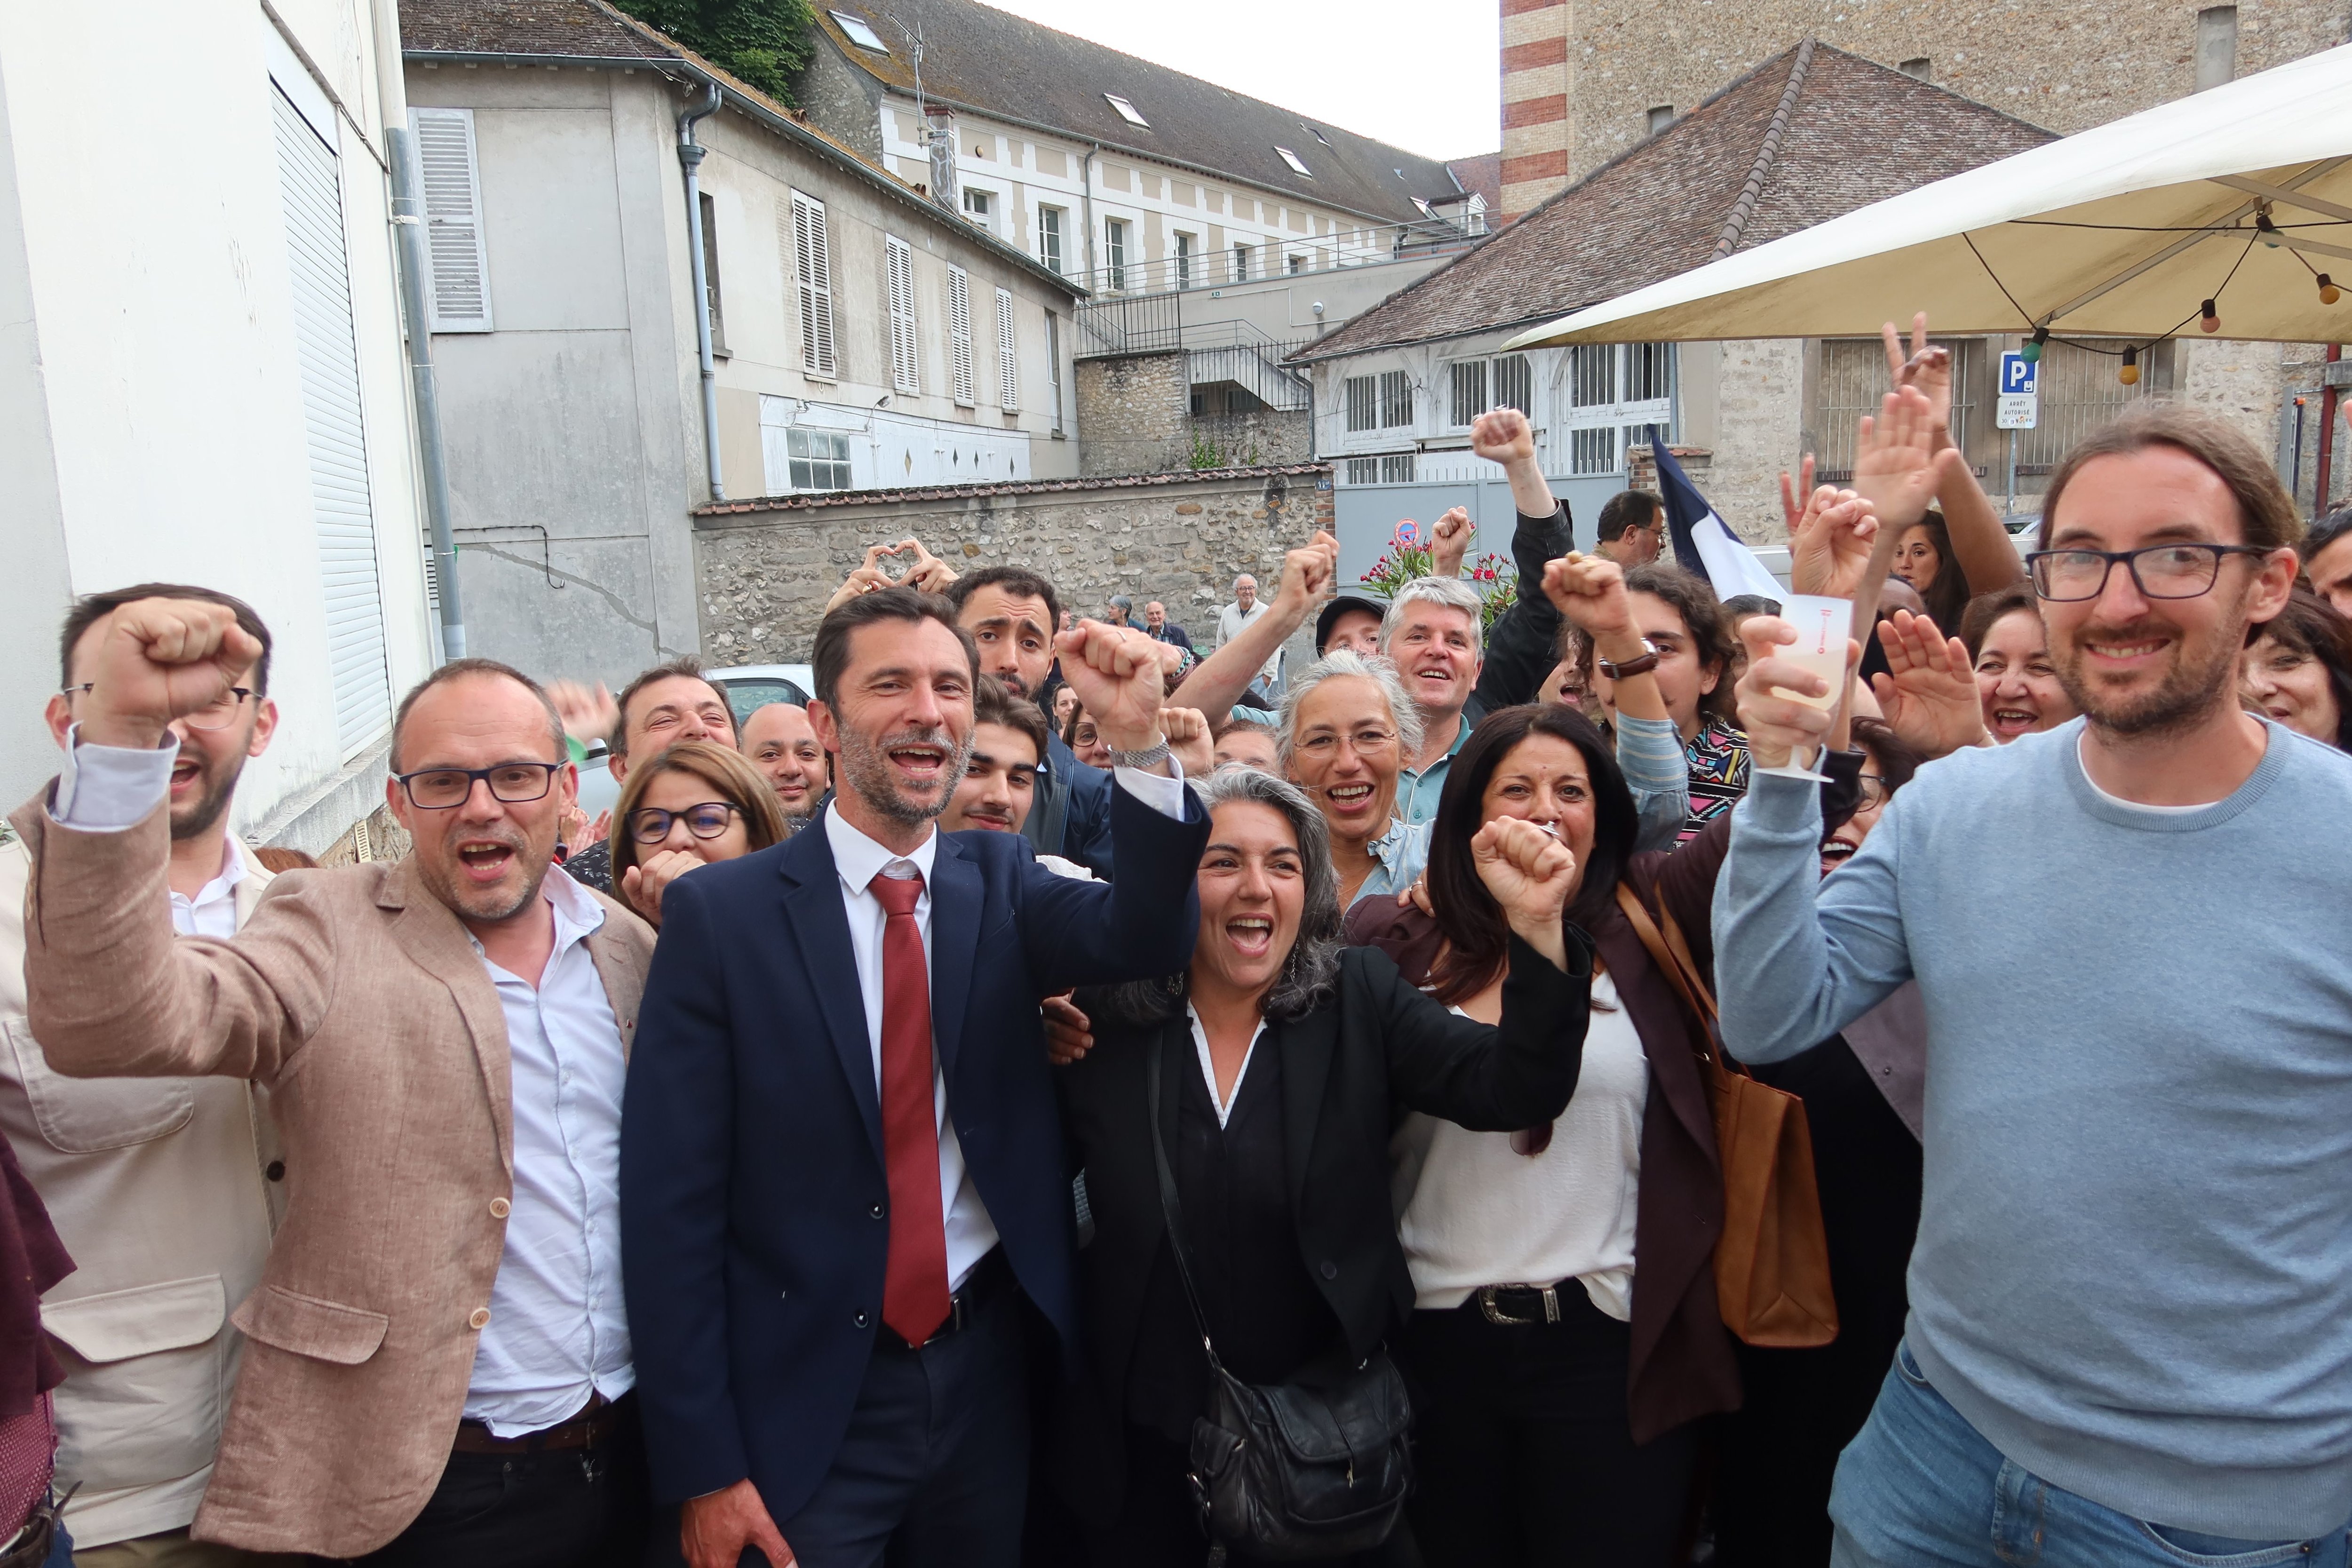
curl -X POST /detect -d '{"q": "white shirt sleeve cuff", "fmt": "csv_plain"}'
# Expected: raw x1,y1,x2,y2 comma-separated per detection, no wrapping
52,724,178,831
1113,756,1190,820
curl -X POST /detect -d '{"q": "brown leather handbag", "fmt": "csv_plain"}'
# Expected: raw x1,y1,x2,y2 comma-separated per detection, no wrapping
1616,882,1839,1349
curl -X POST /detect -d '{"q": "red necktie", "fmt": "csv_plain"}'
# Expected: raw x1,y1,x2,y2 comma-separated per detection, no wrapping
870,870,951,1347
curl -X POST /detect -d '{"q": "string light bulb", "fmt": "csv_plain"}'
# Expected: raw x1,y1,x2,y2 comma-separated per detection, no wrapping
2322,273,2342,306
2256,213,2283,247
2022,326,2049,364
2200,298,2221,333
2119,345,2140,386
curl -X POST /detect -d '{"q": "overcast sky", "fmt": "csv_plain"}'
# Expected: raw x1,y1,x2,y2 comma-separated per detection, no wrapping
977,0,1501,161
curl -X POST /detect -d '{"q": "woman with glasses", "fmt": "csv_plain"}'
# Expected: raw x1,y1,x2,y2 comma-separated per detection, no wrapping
1048,766,1593,1567
1277,652,1428,908
1961,584,2078,744
2241,588,2352,751
607,740,787,925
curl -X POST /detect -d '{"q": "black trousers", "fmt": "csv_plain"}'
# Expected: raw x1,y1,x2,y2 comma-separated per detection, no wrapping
342,1393,651,1568
1399,1293,1698,1568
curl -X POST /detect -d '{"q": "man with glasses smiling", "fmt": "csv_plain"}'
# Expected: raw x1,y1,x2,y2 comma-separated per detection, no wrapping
13,613,659,1567
1716,398,2352,1566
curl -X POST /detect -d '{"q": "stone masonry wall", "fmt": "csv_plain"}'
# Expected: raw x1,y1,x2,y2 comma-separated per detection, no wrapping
695,467,1336,661
1075,351,1190,476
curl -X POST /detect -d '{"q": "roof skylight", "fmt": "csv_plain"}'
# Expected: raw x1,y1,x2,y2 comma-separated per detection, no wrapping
1104,93,1149,127
1276,146,1313,177
830,11,889,51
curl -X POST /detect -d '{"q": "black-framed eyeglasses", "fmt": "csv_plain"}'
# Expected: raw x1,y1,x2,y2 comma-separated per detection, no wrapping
1856,773,1891,809
61,685,254,732
2026,544,2273,602
629,802,742,844
394,762,564,810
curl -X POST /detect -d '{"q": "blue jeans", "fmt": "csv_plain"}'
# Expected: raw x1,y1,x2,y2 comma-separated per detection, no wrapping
1830,1340,2352,1568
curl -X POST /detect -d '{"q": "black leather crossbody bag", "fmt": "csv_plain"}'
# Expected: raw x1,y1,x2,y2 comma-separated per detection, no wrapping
1146,1031,1413,1562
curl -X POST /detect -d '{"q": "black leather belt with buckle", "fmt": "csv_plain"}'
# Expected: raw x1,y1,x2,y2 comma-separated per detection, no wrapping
1477,1282,1568,1326
899,1246,1016,1350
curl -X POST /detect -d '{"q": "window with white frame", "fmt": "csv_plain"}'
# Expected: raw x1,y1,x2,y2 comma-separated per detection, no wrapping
948,264,974,406
786,428,853,491
1625,341,1672,402
1046,310,1064,433
1493,354,1532,415
995,287,1018,410
885,235,919,393
1562,342,1673,474
1344,374,1377,433
1569,427,1617,476
1346,456,1380,485
1105,219,1128,291
1175,231,1194,289
788,191,835,376
1569,343,1615,408
1039,206,1065,275
1378,369,1412,429
1287,255,1304,275
1232,242,1251,282
1447,360,1487,428
1104,93,1149,127
961,186,993,226
1380,452,1416,482
1276,146,1312,177
831,11,888,51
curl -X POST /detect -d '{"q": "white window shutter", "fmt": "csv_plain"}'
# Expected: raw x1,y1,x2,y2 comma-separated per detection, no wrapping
409,107,492,332
886,236,920,393
995,287,1018,410
948,265,973,406
790,191,836,376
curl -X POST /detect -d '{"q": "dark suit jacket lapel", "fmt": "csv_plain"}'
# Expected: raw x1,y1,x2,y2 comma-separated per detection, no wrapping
927,835,983,1084
1275,1004,1338,1218
378,860,515,1173
778,814,884,1166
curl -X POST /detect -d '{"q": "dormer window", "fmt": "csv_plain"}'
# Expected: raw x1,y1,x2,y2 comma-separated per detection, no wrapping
830,11,888,51
1276,147,1312,177
1104,93,1149,127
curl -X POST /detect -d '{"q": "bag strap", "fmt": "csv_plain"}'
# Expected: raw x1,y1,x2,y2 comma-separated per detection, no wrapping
1614,880,1716,1025
1146,1026,1225,1367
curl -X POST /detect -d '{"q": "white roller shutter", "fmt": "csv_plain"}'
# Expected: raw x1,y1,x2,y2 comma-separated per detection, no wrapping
789,191,836,376
948,265,973,406
995,287,1018,410
409,107,492,332
275,85,392,756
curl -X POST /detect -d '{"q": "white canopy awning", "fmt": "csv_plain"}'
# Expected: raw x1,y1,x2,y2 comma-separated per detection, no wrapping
1506,43,2352,349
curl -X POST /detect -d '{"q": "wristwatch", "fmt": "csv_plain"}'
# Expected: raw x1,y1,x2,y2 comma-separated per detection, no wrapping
1597,639,1661,680
1108,739,1174,771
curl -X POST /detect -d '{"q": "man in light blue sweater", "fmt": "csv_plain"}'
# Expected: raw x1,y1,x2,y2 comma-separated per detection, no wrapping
1716,400,2352,1565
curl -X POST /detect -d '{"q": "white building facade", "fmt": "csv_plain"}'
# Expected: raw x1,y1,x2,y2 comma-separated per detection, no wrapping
0,0,440,848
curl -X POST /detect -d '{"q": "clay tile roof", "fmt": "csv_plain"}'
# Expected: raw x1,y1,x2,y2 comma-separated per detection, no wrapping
1444,153,1502,215
692,462,1331,517
813,0,1461,226
1293,42,2055,363
399,0,681,59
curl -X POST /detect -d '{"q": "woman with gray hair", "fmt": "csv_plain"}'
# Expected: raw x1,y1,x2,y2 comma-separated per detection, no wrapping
1279,650,1430,907
1045,765,1596,1566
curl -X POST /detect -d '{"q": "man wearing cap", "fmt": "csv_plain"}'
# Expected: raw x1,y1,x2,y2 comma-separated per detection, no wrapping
1316,596,1386,658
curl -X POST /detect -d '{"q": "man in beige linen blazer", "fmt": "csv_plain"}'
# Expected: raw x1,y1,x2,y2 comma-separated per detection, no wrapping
16,610,656,1562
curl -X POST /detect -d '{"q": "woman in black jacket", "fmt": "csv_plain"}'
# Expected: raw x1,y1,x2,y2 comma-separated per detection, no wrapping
1049,764,1595,1568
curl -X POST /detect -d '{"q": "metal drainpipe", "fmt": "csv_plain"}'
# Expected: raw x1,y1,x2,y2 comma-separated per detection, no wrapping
679,80,725,502
1081,142,1099,291
374,0,466,661
2319,343,2341,516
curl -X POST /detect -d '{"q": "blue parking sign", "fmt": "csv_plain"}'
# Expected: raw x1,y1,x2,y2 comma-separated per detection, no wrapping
2000,351,2038,397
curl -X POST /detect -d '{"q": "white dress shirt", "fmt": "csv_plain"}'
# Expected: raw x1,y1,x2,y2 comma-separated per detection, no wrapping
825,763,1188,1289
53,731,636,1435
1186,1007,1268,1130
462,869,635,1435
172,832,245,941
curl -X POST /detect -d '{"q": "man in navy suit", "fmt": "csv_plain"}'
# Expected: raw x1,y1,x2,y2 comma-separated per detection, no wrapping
621,587,1208,1568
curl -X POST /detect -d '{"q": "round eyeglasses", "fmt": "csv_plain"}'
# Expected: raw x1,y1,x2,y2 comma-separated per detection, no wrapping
628,802,743,844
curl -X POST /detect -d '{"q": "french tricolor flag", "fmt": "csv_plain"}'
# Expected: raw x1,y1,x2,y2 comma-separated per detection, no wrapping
1652,442,1785,602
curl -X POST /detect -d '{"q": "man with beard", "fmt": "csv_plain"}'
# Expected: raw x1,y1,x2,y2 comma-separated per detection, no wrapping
943,566,1116,876
621,586,1207,1568
2,584,281,1566
14,612,659,1566
1716,397,2352,1565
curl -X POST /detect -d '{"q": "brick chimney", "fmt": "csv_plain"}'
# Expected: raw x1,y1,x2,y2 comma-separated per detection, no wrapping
1500,0,1571,221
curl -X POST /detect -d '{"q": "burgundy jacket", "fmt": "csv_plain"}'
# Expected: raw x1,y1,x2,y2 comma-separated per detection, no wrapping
1345,826,1743,1443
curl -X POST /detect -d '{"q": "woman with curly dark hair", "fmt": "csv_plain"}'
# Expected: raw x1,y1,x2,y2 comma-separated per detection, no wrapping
2242,587,2352,751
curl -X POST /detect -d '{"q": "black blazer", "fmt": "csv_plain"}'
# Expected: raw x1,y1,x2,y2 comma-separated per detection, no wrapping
1050,933,1593,1521
619,783,1209,1518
